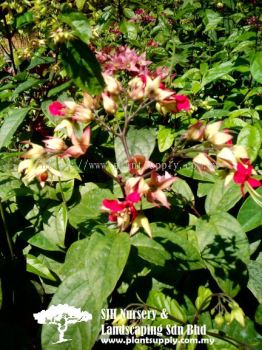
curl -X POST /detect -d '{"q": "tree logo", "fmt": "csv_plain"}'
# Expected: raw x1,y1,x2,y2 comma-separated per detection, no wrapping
33,304,92,344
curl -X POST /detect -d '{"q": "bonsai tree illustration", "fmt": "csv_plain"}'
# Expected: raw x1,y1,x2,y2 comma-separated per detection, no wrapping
33,304,92,343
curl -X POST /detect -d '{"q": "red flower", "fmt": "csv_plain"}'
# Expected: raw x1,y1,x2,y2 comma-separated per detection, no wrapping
159,92,190,113
49,101,65,116
174,95,191,112
233,161,261,196
101,192,141,231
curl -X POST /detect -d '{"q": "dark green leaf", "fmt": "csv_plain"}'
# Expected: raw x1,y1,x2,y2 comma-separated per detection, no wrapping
0,107,30,149
42,231,130,349
131,234,171,266
61,11,92,43
68,186,115,230
60,40,104,94
42,204,68,248
195,212,249,296
12,77,41,99
15,11,33,28
248,256,262,303
27,56,55,70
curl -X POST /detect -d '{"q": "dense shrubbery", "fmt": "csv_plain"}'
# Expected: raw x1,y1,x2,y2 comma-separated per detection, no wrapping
0,0,262,349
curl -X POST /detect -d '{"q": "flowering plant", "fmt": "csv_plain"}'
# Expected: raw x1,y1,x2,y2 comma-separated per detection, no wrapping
0,1,262,349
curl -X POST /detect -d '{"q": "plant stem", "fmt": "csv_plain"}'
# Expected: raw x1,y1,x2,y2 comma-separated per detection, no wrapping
56,158,68,209
0,199,15,259
3,15,17,75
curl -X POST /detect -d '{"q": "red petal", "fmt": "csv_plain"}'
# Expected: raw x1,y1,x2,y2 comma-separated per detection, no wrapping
102,199,123,212
175,95,190,112
248,177,262,189
109,214,117,222
233,171,246,184
48,101,65,116
237,162,252,177
126,191,141,203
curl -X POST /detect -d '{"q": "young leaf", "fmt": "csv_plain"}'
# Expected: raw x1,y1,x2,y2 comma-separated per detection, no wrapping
237,125,261,162
26,254,56,281
147,290,187,323
157,126,175,152
237,187,262,232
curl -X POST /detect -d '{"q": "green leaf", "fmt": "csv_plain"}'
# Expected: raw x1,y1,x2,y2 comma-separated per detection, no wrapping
55,179,74,202
115,127,156,173
75,0,86,10
152,225,204,270
248,257,262,303
255,304,262,325
0,173,23,201
119,21,138,40
47,81,72,98
250,51,262,84
60,40,104,95
157,126,175,152
123,8,135,19
204,10,223,32
21,229,63,252
15,11,33,28
42,204,68,248
47,157,81,182
195,212,250,296
202,61,234,87
68,186,115,230
26,254,56,281
42,231,130,349
131,234,171,266
177,163,215,182
205,179,242,215
27,56,55,70
12,77,41,99
237,125,261,162
0,108,30,149
61,11,92,43
237,187,262,232
172,178,194,203
197,182,213,198
195,286,212,311
147,290,187,323
208,318,262,349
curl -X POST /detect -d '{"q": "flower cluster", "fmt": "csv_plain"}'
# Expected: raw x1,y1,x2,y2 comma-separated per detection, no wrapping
96,46,151,75
128,74,190,113
102,155,177,235
18,94,94,186
187,121,261,199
